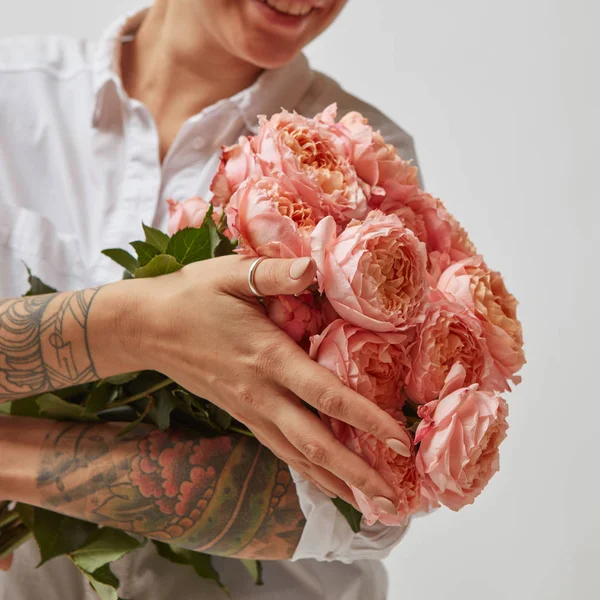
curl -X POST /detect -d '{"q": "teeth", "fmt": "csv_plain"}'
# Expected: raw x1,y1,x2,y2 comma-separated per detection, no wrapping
264,0,315,17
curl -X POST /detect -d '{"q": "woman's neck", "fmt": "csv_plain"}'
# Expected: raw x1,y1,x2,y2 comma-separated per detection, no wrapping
121,1,263,160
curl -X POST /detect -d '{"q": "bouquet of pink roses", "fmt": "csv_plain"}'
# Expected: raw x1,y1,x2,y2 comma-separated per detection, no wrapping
169,103,525,524
1,103,524,600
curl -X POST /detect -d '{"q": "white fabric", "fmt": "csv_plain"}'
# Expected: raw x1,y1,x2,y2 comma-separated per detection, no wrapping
0,7,421,599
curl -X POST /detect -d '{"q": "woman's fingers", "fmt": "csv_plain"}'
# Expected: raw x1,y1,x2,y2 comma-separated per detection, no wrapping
250,423,356,506
275,346,412,456
273,401,400,514
216,255,317,299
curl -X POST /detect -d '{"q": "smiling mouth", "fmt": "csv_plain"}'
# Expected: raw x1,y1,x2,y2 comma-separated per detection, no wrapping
259,0,317,17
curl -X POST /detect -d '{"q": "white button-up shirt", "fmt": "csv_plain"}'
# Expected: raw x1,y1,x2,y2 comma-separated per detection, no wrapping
0,8,421,600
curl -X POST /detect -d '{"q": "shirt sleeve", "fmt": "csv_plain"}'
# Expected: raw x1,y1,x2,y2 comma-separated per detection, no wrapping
289,469,411,563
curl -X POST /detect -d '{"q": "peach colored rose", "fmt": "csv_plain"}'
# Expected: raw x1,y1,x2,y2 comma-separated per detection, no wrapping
311,211,429,332
415,363,509,511
345,429,425,526
264,292,326,348
380,188,453,255
437,256,525,385
167,197,221,235
210,136,261,207
252,106,368,226
225,176,319,259
309,319,412,416
405,290,509,404
338,111,419,207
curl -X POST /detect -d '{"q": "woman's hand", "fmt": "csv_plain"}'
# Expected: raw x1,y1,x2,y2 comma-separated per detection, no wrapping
0,555,12,571
117,256,411,514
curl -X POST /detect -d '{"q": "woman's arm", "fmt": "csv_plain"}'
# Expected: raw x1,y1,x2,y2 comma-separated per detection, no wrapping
0,416,305,560
0,284,136,402
0,255,410,512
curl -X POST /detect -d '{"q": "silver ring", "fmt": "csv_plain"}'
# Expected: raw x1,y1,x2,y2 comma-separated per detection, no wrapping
248,256,267,298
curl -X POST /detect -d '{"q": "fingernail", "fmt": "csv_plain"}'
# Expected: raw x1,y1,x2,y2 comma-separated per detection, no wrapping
289,257,312,280
373,496,397,516
386,437,411,458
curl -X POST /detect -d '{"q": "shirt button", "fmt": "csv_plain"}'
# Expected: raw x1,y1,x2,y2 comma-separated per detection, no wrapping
325,551,336,560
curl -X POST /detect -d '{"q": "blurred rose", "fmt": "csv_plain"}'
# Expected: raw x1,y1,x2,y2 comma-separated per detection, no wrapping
226,176,316,258
252,106,368,226
167,197,224,235
309,319,411,415
264,292,325,347
415,363,509,511
339,111,419,206
437,256,525,385
405,291,509,404
210,136,260,207
311,211,429,332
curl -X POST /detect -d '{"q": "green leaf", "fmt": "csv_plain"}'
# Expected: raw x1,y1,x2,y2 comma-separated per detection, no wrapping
134,255,183,279
10,396,42,418
130,241,161,267
101,249,139,276
84,384,114,417
70,528,142,574
241,559,264,585
165,227,213,265
148,388,176,432
36,393,97,421
206,402,232,431
0,403,11,415
116,398,155,437
332,498,363,533
32,508,98,566
23,265,57,296
214,233,237,258
16,503,35,530
102,372,141,386
153,542,228,594
77,563,121,600
142,224,170,253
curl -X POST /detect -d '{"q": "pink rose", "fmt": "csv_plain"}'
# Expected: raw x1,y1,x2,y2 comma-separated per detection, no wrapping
210,136,261,207
311,211,429,332
264,292,326,347
379,188,453,254
345,429,425,526
309,319,423,525
225,176,317,258
437,256,525,385
415,363,509,511
252,106,368,226
167,197,221,235
338,111,419,206
309,319,412,416
405,291,509,404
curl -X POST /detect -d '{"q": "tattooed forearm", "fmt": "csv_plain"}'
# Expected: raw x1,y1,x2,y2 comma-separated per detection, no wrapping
37,424,305,560
0,289,101,400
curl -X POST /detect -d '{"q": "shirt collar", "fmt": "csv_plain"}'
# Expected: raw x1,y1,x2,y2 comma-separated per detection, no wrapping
91,7,314,131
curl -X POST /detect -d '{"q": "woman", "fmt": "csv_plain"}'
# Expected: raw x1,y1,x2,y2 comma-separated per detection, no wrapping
0,1,422,598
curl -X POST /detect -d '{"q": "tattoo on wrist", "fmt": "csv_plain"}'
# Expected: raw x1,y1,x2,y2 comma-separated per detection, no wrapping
37,425,305,560
0,288,101,399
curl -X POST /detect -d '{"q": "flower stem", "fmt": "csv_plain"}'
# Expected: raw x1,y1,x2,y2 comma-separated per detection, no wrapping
109,378,173,408
0,524,32,562
229,426,255,438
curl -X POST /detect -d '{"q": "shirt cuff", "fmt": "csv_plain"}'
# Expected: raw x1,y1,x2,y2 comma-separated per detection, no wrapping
289,468,410,564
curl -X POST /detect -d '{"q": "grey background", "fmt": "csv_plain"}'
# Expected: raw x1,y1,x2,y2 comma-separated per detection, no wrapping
1,1,598,598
